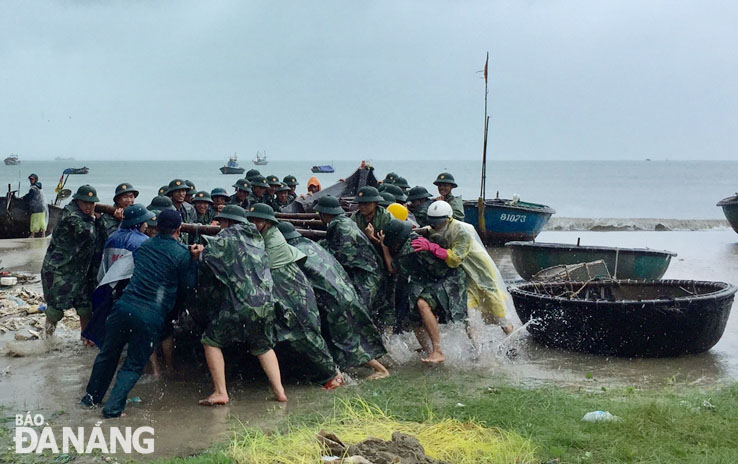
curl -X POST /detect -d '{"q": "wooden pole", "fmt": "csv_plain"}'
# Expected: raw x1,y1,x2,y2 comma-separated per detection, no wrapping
477,52,490,238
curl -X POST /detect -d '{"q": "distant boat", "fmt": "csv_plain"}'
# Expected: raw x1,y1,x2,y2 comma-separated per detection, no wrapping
63,166,89,175
253,151,268,165
55,156,75,161
4,155,20,165
1,190,63,238
219,153,245,174
311,165,334,173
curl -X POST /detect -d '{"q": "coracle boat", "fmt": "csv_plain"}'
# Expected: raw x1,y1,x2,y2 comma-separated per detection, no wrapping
717,194,738,234
464,197,555,245
0,191,63,239
510,279,736,357
219,154,245,174
506,241,676,281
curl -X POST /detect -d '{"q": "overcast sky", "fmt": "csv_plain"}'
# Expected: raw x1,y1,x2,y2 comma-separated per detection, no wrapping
1,1,736,161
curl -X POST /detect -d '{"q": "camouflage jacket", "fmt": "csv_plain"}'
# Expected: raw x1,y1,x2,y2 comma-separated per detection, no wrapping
409,199,434,227
443,194,465,222
351,205,393,235
322,215,382,274
195,208,216,225
229,195,250,210
98,212,121,240
175,201,197,224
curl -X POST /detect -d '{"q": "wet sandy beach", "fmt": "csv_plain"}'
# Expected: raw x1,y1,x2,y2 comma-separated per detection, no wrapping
1,229,737,459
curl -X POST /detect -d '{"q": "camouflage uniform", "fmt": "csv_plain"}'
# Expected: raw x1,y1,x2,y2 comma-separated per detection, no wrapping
351,205,393,237
391,232,468,326
263,226,338,384
409,198,434,227
195,224,276,355
287,235,386,367
42,202,104,323
320,215,389,329
443,193,465,222
98,213,120,239
195,209,216,225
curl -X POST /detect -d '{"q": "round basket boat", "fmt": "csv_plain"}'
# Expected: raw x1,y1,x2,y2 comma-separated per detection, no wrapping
510,280,736,357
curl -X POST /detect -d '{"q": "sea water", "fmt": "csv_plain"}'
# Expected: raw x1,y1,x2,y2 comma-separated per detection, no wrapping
1,159,735,219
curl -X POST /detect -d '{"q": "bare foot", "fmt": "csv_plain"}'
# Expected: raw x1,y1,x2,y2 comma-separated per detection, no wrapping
367,370,390,381
198,392,229,406
421,352,445,364
273,388,288,402
502,324,514,336
44,320,56,338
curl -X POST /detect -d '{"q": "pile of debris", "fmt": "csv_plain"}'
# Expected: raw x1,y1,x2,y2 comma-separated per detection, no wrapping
317,430,450,464
0,287,80,342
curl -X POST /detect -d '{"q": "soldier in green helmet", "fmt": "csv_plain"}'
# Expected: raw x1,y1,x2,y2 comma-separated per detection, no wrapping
407,186,435,227
147,194,175,211
166,178,197,223
283,175,299,202
394,176,411,194
247,204,343,389
381,172,398,185
184,180,196,204
193,205,287,404
42,185,104,338
382,184,407,204
99,183,139,239
315,196,389,331
245,168,261,181
192,191,215,225
273,183,293,211
248,175,270,206
351,186,393,249
378,192,395,208
265,175,281,208
229,178,251,209
433,172,464,221
278,222,389,380
157,185,168,196
210,187,230,214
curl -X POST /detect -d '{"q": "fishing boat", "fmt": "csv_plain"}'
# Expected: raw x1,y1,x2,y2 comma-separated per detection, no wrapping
63,166,89,175
4,155,20,166
506,240,676,281
716,194,738,234
311,165,335,173
253,151,268,165
54,156,75,161
219,154,245,174
510,279,736,357
469,53,555,245
0,190,63,239
281,164,378,213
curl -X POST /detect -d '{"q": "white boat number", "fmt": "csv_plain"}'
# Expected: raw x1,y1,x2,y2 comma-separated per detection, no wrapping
500,214,526,223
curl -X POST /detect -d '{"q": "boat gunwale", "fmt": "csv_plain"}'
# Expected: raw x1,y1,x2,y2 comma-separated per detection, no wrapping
716,195,738,207
509,279,737,306
463,199,556,215
505,240,677,257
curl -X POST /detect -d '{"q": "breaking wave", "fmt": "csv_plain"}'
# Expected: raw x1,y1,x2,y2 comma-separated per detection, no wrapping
545,217,729,232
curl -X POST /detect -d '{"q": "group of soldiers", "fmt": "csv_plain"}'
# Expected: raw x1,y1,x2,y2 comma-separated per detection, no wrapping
38,167,511,418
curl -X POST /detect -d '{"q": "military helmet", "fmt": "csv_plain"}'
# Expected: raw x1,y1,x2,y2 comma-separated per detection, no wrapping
382,219,413,250
394,176,411,189
426,200,453,225
377,184,387,193
167,178,189,194
184,180,196,192
283,175,298,187
407,186,433,202
215,204,247,223
383,172,399,184
245,169,262,180
146,209,160,227
232,178,251,193
73,184,99,202
355,186,383,203
277,221,302,240
121,203,155,228
382,184,407,203
313,195,344,215
276,182,291,193
266,175,281,186
433,172,458,188
210,187,230,199
148,195,175,211
379,192,395,207
157,185,168,196
114,182,139,200
246,203,278,223
249,175,269,188
192,190,213,203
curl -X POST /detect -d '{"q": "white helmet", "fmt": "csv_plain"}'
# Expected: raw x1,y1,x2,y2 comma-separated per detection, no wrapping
426,200,453,224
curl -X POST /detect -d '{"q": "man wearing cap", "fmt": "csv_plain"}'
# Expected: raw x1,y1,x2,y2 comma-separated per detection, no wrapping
273,183,293,211
192,191,215,225
229,179,251,209
193,204,287,404
407,186,435,227
394,176,411,194
166,179,197,243
99,183,139,239
379,219,468,364
82,210,202,418
278,222,390,380
23,173,47,238
351,186,393,248
315,196,388,331
83,204,154,349
42,185,104,337
247,204,343,389
265,175,281,209
248,175,270,206
184,180,196,204
433,172,464,221
210,187,230,214
283,175,299,202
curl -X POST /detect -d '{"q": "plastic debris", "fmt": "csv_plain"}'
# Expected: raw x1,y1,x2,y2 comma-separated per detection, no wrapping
127,396,142,403
582,410,620,422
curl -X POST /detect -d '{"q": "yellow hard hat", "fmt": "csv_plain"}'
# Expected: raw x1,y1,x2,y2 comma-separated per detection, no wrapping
387,203,409,221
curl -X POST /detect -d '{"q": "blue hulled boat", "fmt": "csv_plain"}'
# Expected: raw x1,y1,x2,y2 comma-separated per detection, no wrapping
464,198,555,245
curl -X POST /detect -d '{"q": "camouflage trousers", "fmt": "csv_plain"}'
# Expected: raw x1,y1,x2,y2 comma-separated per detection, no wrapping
42,268,95,323
272,263,338,384
345,266,395,331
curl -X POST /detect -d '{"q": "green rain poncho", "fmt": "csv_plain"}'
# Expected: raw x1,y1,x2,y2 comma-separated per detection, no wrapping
287,235,386,367
263,226,338,384
196,223,276,356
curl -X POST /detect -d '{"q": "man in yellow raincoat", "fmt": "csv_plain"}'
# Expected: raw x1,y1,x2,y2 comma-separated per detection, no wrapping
413,201,514,334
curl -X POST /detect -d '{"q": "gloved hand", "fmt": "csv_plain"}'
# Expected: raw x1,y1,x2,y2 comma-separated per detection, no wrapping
411,237,448,260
